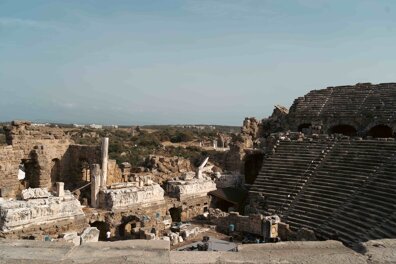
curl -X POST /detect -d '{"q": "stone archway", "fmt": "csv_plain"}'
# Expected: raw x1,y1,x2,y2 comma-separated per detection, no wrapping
118,216,141,239
298,123,311,133
169,207,182,222
328,124,357,137
368,125,393,138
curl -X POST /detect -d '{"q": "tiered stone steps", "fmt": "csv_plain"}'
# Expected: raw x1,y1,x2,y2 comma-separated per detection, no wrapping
251,138,396,244
318,148,396,244
250,140,332,214
288,83,396,122
284,140,396,232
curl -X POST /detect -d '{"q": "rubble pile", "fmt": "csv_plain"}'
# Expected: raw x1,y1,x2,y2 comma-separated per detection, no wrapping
145,155,193,174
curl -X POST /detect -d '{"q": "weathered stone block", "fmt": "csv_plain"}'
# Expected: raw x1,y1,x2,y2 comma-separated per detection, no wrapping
100,183,164,210
62,232,81,246
21,188,51,200
80,227,100,244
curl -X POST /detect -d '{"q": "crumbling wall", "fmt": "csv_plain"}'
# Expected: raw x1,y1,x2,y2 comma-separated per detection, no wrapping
178,196,211,221
261,105,289,137
107,159,123,185
86,202,170,240
1,121,74,196
266,83,396,137
0,146,25,197
0,121,104,197
209,209,264,236
3,120,71,149
62,144,101,186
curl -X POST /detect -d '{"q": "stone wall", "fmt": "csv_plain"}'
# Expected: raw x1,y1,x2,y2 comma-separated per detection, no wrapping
0,121,104,197
107,159,123,185
0,146,25,197
0,121,74,196
177,196,211,221
86,202,170,240
260,83,396,137
62,144,101,186
209,209,264,236
215,172,243,188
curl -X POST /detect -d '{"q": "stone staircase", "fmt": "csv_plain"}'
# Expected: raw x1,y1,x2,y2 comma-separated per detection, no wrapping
250,139,333,214
288,83,396,122
251,138,396,244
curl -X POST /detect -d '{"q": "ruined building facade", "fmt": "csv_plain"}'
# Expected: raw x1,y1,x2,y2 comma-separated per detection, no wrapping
264,82,396,137
0,121,217,240
1,121,98,197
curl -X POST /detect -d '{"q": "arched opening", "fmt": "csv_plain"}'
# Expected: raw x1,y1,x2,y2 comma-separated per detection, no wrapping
24,154,41,188
51,158,60,188
368,125,393,138
90,221,108,241
298,123,311,133
169,207,182,222
328,125,357,137
118,216,140,239
244,153,264,184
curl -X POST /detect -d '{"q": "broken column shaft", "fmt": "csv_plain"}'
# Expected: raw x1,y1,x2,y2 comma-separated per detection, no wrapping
100,137,109,188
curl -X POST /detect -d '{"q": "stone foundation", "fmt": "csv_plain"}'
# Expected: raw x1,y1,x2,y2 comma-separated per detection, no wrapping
0,191,86,239
99,183,165,210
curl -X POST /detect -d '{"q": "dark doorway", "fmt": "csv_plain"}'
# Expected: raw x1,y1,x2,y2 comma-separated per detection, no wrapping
169,207,182,222
329,125,357,136
119,216,140,239
213,197,235,212
51,158,60,187
244,153,264,184
298,123,311,133
90,221,108,241
368,125,393,138
24,155,40,188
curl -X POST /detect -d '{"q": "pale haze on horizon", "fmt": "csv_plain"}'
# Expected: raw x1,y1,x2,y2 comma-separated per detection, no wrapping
0,0,395,126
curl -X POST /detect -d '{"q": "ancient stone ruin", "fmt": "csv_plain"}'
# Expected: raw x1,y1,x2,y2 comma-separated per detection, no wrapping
234,83,396,247
0,121,218,241
1,82,396,263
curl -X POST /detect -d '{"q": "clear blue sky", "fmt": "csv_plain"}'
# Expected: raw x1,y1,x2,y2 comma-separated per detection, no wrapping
1,0,395,125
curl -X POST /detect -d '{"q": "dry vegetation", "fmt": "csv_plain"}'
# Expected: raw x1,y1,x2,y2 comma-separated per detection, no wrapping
67,126,238,168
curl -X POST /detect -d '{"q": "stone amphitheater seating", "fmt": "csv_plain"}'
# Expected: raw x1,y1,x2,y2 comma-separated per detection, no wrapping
250,140,334,213
250,138,396,245
289,83,396,121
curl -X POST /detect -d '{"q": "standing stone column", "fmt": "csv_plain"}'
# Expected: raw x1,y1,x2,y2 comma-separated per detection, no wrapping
101,137,109,188
91,164,101,208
